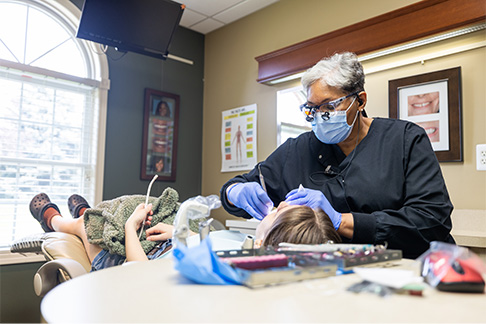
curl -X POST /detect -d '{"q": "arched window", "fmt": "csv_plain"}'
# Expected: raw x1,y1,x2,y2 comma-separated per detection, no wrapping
0,0,109,248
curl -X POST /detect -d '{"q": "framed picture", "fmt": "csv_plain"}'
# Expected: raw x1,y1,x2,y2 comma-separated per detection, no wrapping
141,88,180,181
389,67,462,162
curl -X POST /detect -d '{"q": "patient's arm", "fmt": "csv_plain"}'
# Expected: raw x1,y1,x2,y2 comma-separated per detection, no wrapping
146,223,196,241
125,203,153,262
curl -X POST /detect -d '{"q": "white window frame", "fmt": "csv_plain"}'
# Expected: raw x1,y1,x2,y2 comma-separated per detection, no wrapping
0,0,109,262
276,85,311,146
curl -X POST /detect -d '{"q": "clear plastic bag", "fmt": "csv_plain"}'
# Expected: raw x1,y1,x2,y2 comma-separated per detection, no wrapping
172,195,221,246
171,195,242,285
417,241,486,288
347,280,395,298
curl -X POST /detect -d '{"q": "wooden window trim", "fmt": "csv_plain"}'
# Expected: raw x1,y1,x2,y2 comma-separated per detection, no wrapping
255,0,486,83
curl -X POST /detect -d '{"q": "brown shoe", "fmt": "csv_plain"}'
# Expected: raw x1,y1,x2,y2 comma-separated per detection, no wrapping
67,194,90,218
29,193,60,232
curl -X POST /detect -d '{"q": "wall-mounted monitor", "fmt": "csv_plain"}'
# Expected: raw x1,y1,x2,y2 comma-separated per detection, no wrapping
76,0,184,60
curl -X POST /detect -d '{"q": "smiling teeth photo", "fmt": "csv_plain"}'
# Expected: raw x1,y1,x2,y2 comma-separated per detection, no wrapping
412,101,432,108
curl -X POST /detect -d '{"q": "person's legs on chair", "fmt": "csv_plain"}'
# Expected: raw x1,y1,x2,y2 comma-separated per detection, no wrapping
50,215,102,263
30,193,102,263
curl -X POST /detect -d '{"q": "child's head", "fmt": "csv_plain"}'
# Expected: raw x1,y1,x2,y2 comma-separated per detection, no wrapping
255,202,341,247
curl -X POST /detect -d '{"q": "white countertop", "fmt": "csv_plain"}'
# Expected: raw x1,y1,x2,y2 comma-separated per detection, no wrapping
41,257,486,323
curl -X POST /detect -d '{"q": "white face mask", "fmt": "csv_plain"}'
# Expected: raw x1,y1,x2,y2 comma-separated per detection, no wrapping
311,96,358,144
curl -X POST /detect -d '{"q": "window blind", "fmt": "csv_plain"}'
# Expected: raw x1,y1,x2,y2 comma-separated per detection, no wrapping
0,68,99,248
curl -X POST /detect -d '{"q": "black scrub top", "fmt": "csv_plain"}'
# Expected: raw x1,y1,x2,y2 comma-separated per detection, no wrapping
220,118,454,259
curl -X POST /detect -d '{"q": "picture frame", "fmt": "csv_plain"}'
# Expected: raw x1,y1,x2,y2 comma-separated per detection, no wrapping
389,67,462,162
141,88,180,181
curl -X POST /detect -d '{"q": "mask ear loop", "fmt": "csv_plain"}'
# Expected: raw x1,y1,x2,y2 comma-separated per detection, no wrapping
357,93,368,117
345,96,362,166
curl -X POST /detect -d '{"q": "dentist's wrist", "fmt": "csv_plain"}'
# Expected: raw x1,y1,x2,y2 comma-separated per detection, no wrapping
226,183,240,206
337,213,354,238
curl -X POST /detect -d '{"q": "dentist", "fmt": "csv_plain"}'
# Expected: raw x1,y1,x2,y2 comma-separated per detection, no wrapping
220,52,455,259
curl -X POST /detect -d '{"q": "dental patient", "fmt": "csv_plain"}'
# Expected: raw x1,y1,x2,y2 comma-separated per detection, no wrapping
29,188,195,272
254,201,342,248
29,192,340,272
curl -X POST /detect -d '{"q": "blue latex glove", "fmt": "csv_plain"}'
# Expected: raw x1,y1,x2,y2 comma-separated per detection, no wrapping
285,187,342,230
173,237,242,285
227,182,273,220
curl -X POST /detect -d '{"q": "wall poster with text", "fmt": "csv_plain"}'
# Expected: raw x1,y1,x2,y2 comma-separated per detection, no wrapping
221,104,257,172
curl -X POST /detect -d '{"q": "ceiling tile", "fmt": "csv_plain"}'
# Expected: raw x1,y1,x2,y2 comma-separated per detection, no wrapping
179,8,206,27
174,0,280,34
190,18,225,34
176,0,241,16
214,0,279,24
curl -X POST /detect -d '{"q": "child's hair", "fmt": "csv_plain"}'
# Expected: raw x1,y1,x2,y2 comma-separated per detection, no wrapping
262,206,341,246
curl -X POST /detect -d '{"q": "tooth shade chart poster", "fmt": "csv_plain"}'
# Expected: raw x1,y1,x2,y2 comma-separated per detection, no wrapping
399,80,449,151
221,104,257,172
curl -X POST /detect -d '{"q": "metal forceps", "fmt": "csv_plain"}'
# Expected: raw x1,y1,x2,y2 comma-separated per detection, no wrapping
258,163,267,193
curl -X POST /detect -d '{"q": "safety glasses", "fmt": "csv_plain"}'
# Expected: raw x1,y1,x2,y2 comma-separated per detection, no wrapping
300,91,359,122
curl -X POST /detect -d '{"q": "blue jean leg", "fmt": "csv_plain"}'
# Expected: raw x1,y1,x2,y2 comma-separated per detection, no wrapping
91,249,126,272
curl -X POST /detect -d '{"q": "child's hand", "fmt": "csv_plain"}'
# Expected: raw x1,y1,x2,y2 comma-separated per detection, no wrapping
125,203,153,232
145,223,174,242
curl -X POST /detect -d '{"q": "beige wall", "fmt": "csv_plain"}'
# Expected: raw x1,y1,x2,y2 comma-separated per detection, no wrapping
202,0,486,224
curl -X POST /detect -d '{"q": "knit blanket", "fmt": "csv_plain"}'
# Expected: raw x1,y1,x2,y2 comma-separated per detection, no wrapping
84,187,201,256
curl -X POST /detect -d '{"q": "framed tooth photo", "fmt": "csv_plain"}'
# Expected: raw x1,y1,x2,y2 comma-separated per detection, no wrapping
141,88,180,181
389,67,463,162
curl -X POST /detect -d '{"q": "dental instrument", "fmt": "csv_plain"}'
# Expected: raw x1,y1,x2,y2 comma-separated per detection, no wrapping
199,218,214,241
258,163,267,193
139,174,158,239
173,195,221,246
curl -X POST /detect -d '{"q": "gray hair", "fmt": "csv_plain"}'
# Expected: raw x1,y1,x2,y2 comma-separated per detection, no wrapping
301,52,365,94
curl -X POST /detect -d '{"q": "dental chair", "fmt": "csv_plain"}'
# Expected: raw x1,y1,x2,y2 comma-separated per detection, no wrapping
10,232,91,297
10,218,228,297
